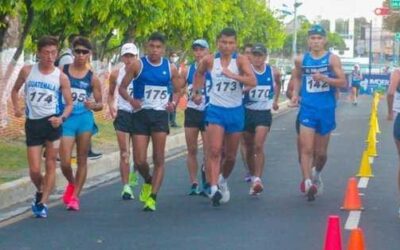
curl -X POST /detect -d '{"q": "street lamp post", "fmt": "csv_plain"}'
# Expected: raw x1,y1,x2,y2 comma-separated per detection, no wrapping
292,0,302,58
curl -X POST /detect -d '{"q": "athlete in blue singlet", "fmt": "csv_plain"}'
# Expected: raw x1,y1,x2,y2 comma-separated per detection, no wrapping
192,28,256,207
290,25,346,201
386,68,400,217
119,32,184,211
59,37,103,211
243,43,281,195
182,39,212,195
11,36,73,218
351,64,363,105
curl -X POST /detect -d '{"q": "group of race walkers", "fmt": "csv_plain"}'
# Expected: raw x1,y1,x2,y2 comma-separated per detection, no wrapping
12,24,358,218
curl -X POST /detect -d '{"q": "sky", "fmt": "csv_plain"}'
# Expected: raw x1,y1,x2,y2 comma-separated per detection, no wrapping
270,0,384,23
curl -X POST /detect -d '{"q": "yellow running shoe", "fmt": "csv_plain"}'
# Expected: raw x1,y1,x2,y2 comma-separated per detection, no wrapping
128,171,138,188
139,183,152,202
143,196,156,211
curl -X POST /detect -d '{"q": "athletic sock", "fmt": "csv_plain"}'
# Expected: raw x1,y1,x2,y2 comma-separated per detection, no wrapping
210,185,218,196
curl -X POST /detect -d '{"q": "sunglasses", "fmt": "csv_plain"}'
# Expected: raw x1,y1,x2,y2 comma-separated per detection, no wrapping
74,49,90,55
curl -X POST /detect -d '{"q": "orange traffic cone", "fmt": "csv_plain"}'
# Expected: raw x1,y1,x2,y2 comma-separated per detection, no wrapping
341,177,364,211
324,215,343,250
347,228,366,250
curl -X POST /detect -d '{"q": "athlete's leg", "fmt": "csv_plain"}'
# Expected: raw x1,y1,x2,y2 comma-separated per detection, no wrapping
150,132,168,194
205,124,224,187
116,131,130,184
72,132,91,197
313,133,331,173
299,125,315,180
27,146,43,193
243,131,255,177
40,140,59,204
240,136,250,174
133,135,151,183
185,127,200,184
221,132,241,179
253,126,269,178
60,137,76,184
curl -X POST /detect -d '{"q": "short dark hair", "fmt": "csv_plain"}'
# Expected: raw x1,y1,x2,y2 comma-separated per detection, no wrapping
148,32,166,44
37,36,59,51
217,27,237,40
242,43,253,51
72,36,92,50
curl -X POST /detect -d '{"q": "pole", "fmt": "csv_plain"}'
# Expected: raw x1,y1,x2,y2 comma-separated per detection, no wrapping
292,0,298,58
368,21,372,86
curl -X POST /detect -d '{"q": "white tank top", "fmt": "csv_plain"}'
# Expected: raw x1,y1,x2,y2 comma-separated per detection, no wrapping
24,64,61,119
209,53,242,108
116,67,134,112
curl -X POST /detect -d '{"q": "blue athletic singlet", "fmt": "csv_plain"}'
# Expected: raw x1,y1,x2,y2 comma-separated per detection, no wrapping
133,56,172,111
301,52,336,109
24,64,61,119
244,64,274,110
208,52,243,108
62,64,93,115
186,63,211,111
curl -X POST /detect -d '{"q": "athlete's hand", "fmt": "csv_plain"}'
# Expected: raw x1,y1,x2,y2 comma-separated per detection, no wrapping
221,67,237,80
48,116,63,128
192,94,202,105
165,102,176,113
289,95,299,108
312,72,326,82
273,101,279,111
387,111,394,121
242,86,252,92
84,100,98,110
108,105,117,119
14,107,24,118
129,99,142,111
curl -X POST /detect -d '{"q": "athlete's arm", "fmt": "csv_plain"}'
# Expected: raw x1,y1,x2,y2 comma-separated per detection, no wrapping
313,54,346,88
272,66,282,111
224,54,256,88
49,73,73,128
166,63,185,112
85,74,103,112
107,69,119,118
11,65,31,118
387,69,400,120
119,59,141,110
290,56,303,106
285,69,295,99
192,55,210,104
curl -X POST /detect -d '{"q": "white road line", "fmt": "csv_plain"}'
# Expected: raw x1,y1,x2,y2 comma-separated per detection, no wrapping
345,211,362,230
358,177,369,189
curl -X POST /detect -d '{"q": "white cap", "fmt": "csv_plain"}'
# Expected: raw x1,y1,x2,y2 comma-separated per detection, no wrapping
121,43,138,56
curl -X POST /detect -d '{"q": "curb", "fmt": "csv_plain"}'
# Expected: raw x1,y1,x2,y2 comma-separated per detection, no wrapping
0,100,292,213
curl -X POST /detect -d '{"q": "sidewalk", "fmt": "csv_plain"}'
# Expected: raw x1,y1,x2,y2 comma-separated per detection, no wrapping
0,100,291,221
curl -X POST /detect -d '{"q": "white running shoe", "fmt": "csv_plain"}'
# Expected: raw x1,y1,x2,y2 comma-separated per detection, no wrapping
311,167,324,195
219,181,230,203
249,179,264,196
304,179,317,202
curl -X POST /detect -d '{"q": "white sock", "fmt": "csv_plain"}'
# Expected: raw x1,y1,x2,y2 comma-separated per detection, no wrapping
210,185,218,196
252,176,261,183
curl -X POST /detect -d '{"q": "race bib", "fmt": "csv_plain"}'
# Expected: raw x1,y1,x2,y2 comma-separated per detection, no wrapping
128,85,134,97
305,75,330,93
249,86,271,101
28,88,56,108
213,79,239,93
63,87,87,105
143,85,169,109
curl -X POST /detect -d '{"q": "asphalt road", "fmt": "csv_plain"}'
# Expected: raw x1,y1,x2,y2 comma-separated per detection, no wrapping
0,95,399,250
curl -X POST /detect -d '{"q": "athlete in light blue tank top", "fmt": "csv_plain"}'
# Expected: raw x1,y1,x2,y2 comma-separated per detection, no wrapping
290,24,346,202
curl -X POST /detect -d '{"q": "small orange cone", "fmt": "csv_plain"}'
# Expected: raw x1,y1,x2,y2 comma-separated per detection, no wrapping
347,228,366,250
324,215,343,250
356,150,374,177
341,177,364,211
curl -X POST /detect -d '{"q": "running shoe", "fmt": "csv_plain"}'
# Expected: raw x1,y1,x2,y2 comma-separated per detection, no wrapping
121,184,134,200
143,196,156,211
211,190,222,207
88,150,102,160
139,183,152,202
200,182,211,197
189,183,200,195
311,167,324,195
305,179,318,202
67,196,80,211
249,180,264,195
219,181,230,203
62,183,75,205
128,171,138,188
300,180,305,193
34,203,48,218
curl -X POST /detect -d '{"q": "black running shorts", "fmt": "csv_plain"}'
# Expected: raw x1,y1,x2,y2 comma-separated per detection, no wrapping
184,107,205,131
25,116,62,146
244,109,272,133
113,110,135,133
132,109,169,135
